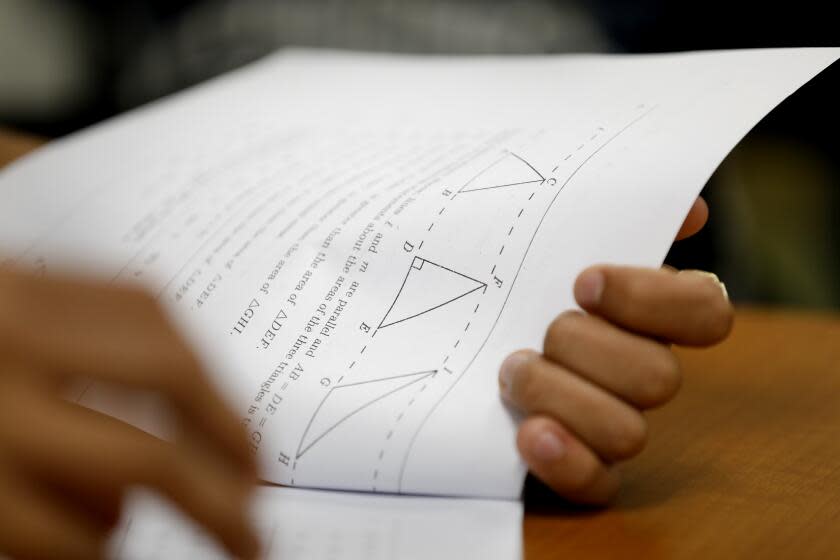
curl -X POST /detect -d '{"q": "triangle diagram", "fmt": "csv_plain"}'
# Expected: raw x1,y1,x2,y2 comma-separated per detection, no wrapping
458,152,545,194
378,257,486,329
296,370,437,459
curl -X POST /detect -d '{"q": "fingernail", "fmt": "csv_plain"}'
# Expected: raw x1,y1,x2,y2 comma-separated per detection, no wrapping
575,269,604,307
533,430,566,461
499,352,531,397
682,269,729,300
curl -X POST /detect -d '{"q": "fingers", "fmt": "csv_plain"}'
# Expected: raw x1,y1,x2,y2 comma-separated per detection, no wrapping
0,383,259,560
574,266,733,346
516,416,620,505
674,196,708,241
500,351,648,462
0,273,254,475
543,311,680,409
0,465,106,560
506,262,732,504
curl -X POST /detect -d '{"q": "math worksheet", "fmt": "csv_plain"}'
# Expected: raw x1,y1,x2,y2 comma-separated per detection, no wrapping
0,47,837,558
109,487,522,559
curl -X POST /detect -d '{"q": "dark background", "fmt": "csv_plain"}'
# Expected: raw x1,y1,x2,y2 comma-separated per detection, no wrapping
2,0,837,308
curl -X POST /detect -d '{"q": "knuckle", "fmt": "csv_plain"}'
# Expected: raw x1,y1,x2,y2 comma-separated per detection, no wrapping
145,444,181,489
618,271,647,303
564,458,604,495
512,360,545,406
159,364,191,401
543,311,583,358
705,294,735,342
637,351,682,406
605,412,648,460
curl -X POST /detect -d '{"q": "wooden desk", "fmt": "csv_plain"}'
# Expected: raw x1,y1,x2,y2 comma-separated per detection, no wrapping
0,127,44,169
526,309,840,559
2,131,839,558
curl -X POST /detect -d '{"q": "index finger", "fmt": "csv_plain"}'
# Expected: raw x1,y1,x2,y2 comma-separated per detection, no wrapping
0,273,255,474
573,265,733,346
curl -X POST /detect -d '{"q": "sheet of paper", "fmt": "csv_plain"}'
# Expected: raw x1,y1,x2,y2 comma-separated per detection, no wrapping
0,48,836,500
109,486,523,559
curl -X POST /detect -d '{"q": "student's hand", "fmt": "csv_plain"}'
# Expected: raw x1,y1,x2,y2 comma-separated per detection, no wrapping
499,197,733,504
0,271,259,560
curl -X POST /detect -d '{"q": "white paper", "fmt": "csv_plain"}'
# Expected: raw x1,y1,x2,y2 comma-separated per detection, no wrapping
109,486,523,560
0,48,836,502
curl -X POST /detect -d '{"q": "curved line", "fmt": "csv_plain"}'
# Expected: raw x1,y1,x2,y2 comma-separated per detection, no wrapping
376,257,416,328
397,107,657,491
295,387,335,458
457,153,509,193
297,371,437,459
379,258,487,329
508,151,546,181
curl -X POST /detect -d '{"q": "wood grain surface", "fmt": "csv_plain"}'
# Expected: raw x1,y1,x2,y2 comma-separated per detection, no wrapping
0,127,44,170
2,131,839,559
525,308,840,559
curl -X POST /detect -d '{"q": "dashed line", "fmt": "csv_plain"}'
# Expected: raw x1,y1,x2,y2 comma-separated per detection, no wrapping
364,130,609,490
349,361,356,369
371,377,430,489
360,345,367,354
337,375,344,383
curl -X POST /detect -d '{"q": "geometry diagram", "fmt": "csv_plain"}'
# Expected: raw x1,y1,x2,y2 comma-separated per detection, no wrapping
378,257,487,329
296,370,438,459
458,151,545,194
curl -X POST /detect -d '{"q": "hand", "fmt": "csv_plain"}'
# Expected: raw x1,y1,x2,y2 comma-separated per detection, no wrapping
0,270,259,559
499,197,733,504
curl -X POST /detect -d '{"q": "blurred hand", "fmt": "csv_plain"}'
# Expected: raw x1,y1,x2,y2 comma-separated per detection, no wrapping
0,270,259,559
499,197,734,504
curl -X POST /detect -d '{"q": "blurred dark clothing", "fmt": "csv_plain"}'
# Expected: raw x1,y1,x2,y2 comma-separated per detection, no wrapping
2,1,837,134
